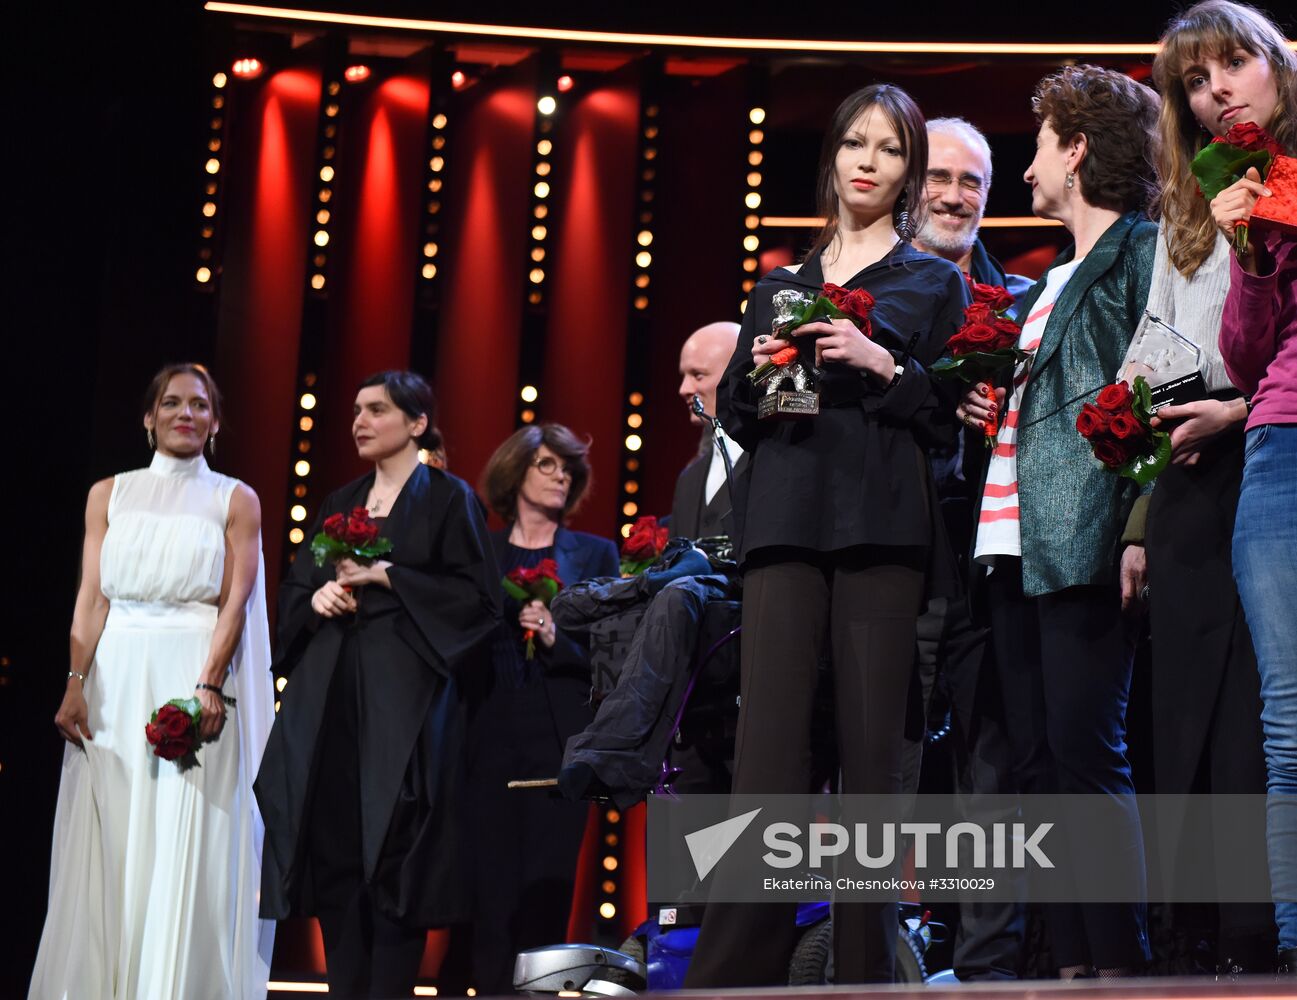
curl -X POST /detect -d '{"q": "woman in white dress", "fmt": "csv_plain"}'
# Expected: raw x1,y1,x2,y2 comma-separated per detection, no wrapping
29,363,276,1000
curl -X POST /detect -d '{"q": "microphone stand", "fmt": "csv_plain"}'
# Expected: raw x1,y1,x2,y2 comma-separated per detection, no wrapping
691,394,736,511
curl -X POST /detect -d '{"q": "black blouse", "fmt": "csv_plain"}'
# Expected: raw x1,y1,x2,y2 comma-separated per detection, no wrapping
719,242,968,561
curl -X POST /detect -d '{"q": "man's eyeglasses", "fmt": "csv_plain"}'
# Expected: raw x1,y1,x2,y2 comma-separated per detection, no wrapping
532,456,573,479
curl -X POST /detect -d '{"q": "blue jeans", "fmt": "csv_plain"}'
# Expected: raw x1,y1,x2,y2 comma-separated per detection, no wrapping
1233,423,1297,950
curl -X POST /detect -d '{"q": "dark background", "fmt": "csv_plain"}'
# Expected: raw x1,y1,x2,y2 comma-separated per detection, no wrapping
6,2,1293,992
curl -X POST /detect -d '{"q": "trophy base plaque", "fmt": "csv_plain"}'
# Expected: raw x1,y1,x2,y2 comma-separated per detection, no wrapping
758,391,820,419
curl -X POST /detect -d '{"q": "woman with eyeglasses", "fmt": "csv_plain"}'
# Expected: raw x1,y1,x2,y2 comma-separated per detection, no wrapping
451,423,619,994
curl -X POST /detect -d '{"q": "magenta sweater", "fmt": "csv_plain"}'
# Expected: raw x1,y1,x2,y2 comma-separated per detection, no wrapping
1220,230,1297,430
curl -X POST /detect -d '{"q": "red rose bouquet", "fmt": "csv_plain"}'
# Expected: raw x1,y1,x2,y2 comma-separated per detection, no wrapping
620,515,669,577
502,559,564,659
311,506,394,567
145,697,202,769
748,282,875,387
1075,375,1171,485
1191,121,1286,255
931,279,1027,447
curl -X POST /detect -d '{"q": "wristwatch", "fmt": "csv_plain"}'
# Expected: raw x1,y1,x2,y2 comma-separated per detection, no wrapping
885,363,905,391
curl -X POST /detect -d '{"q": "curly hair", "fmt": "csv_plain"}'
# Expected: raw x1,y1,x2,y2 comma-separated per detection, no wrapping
480,423,593,522
1153,1,1297,276
1032,64,1161,216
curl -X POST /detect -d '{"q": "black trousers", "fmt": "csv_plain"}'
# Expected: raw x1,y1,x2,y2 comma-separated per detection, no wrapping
308,637,427,999
986,558,1150,970
683,549,924,987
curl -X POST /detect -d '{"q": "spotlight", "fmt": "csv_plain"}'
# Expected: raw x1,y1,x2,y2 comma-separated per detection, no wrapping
537,95,557,115
232,58,263,79
556,75,575,93
344,64,371,83
451,70,467,89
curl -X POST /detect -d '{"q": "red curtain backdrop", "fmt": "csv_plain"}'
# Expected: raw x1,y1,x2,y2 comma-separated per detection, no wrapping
542,81,640,538
215,68,322,599
435,76,535,496
317,75,432,484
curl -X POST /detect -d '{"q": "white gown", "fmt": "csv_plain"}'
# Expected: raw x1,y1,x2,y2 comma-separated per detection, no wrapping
29,452,276,1000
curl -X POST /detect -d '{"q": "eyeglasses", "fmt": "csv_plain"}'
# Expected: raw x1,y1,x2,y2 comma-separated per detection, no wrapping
532,456,573,479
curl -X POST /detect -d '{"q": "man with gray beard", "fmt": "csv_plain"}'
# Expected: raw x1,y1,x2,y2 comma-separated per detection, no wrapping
906,117,1030,982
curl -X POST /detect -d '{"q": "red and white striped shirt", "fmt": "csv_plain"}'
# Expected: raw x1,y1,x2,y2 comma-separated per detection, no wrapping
974,258,1085,564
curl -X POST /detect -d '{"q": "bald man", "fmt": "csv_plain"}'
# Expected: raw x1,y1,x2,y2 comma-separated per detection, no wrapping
671,322,745,539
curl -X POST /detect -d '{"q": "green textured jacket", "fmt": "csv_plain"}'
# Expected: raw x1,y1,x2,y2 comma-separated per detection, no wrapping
1011,211,1158,598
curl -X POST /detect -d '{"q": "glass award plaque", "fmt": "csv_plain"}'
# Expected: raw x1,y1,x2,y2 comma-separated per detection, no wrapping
1118,312,1207,410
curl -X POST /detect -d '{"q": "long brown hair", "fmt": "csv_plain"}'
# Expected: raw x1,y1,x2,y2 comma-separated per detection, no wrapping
142,363,224,426
1153,0,1297,276
805,84,928,263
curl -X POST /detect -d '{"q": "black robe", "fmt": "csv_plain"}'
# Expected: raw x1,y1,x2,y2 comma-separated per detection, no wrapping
255,464,501,927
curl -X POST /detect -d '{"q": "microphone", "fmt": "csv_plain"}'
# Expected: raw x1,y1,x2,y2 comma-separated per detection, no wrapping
691,393,736,515
690,393,708,420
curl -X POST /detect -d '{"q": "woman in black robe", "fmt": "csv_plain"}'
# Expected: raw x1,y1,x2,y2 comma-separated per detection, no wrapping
683,84,966,987
255,371,500,999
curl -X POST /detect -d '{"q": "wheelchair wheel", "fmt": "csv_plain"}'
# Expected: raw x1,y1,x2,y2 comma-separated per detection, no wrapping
786,918,927,985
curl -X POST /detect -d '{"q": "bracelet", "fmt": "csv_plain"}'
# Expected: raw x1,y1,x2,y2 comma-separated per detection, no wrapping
885,363,905,391
196,682,238,707
68,670,87,684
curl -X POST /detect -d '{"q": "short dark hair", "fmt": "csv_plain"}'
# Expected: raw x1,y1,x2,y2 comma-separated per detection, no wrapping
807,83,929,261
481,423,592,521
142,363,224,426
1032,64,1160,215
358,370,444,453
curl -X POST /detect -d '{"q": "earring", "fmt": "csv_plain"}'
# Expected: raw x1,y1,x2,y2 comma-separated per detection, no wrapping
207,433,217,455
1065,171,1076,190
894,191,915,242
147,428,156,450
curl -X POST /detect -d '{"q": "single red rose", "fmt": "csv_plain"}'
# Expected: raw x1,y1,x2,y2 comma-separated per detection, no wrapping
822,283,876,330
322,513,346,540
963,302,996,326
344,514,379,546
155,738,192,761
1075,403,1109,439
968,279,1016,313
1092,439,1131,469
959,322,1003,348
534,558,561,580
145,721,162,746
1220,121,1285,159
992,315,1021,339
156,704,193,740
1107,412,1145,440
771,346,799,367
1095,381,1134,413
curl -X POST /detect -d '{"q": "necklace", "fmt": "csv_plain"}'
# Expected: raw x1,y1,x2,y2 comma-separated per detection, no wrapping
367,489,397,514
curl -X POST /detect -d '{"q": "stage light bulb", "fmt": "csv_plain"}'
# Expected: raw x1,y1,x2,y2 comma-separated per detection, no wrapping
205,158,220,174
743,257,758,272
232,58,262,79
314,231,329,247
603,856,619,871
620,523,632,538
295,460,310,476
300,393,317,410
635,251,652,268
637,230,653,247
317,209,330,224
529,267,545,284
422,263,437,279
451,70,467,89
531,248,545,262
602,879,616,894
212,72,228,89
195,267,212,283
599,903,617,919
537,139,553,156
556,75,574,93
520,385,539,403
628,393,643,406
747,171,762,187
521,409,536,423
537,95,557,116
344,64,371,83
535,162,551,177
745,192,762,209
299,416,314,431
531,225,547,241
288,529,303,545
745,213,760,229
627,414,643,428
744,235,760,251
320,166,335,182
290,505,307,522
625,481,639,494
534,181,550,199
624,435,642,452
623,502,638,516
430,156,444,172
424,242,438,257
310,274,325,290
276,676,288,692
432,113,447,129
749,150,763,166
275,700,281,713
749,129,764,144
325,103,339,118
749,107,766,124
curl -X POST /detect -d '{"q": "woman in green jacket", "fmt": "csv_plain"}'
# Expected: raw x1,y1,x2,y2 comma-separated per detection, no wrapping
957,65,1159,979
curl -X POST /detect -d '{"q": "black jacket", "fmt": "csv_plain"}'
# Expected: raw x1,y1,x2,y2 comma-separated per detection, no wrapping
670,447,749,540
255,464,500,925
720,243,968,564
